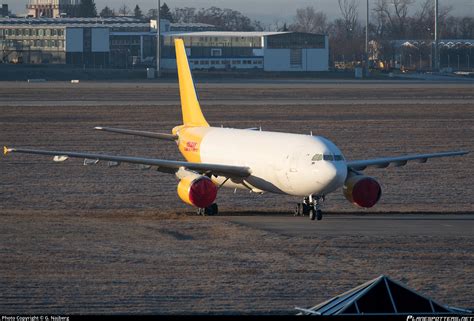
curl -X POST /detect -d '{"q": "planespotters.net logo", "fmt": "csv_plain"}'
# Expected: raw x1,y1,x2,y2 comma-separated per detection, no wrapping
407,316,474,321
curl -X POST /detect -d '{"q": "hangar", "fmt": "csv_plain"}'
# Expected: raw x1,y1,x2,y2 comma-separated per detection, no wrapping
161,31,329,72
0,17,329,71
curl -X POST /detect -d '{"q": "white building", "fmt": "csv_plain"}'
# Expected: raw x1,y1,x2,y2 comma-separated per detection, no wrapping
161,31,329,72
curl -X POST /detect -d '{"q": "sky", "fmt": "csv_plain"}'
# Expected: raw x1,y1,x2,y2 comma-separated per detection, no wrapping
4,0,474,24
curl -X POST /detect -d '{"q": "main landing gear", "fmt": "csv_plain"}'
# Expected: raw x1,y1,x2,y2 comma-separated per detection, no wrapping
197,203,218,216
294,195,324,221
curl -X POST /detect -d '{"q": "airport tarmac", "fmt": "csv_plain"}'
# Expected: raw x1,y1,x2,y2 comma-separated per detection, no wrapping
223,214,474,237
0,81,472,314
1,212,472,314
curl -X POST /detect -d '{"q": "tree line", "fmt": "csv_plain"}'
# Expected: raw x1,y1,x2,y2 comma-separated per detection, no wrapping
288,0,473,63
74,0,473,39
76,1,263,31
74,0,473,65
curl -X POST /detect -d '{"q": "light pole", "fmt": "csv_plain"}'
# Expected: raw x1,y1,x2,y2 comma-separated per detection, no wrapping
365,0,369,77
156,0,161,77
434,0,439,71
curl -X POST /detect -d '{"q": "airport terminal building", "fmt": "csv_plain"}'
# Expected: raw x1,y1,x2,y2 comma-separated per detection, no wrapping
0,17,329,71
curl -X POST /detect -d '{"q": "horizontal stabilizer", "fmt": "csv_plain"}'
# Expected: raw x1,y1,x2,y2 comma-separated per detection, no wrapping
95,126,177,141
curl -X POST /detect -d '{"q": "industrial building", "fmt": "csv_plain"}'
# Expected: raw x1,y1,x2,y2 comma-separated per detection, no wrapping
27,0,79,18
0,17,145,66
392,39,473,71
0,17,329,71
0,4,8,17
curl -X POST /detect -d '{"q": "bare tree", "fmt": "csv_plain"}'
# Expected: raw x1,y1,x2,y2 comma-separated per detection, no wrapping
269,19,287,32
133,5,143,19
195,7,258,31
291,6,328,34
99,6,115,17
338,0,359,36
171,7,261,31
321,1,365,63
458,17,474,39
373,0,415,39
172,7,196,23
118,4,130,16
415,0,452,38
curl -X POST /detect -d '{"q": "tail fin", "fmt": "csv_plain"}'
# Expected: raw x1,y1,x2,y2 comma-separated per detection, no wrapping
175,39,209,127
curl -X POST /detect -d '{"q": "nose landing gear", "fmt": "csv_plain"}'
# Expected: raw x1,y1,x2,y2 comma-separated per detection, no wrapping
294,195,324,221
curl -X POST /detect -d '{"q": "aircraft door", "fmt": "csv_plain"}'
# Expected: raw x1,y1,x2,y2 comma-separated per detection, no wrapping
283,148,305,192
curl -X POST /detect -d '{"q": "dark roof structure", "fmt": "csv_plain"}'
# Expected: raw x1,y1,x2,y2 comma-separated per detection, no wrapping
391,39,474,49
297,275,472,316
0,17,144,25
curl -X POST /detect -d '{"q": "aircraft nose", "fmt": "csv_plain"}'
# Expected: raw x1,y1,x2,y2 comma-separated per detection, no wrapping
322,162,347,193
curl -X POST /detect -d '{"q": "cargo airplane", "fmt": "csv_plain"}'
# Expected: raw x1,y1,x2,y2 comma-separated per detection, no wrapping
3,39,469,220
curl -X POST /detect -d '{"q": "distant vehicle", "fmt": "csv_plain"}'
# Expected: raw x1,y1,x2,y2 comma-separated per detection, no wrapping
132,56,155,68
10,56,23,64
334,61,356,71
4,39,469,220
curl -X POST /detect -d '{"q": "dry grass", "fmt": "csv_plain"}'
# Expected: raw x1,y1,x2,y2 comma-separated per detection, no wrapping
0,82,472,314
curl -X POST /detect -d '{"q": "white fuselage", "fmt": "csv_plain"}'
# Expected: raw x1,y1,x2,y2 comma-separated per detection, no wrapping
196,127,348,197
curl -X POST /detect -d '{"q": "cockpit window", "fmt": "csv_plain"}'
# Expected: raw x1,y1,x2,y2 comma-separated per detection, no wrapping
323,154,334,161
312,153,344,162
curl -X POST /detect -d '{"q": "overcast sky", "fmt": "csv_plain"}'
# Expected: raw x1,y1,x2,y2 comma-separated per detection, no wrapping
5,0,473,23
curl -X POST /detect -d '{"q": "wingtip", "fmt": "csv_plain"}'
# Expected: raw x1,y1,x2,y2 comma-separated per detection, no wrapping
3,146,11,156
94,126,103,130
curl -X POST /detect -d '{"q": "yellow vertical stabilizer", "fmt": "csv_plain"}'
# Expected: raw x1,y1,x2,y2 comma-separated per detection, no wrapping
175,39,209,127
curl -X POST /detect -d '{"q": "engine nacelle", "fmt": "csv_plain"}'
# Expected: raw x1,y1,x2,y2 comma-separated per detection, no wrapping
343,174,382,208
177,175,217,208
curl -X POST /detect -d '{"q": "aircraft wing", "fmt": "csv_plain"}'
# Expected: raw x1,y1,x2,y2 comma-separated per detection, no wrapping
94,126,178,141
3,146,251,178
346,151,469,171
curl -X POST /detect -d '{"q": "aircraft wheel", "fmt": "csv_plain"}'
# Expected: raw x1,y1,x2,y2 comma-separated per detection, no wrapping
309,209,316,221
316,209,323,221
205,203,218,216
302,203,310,215
294,203,302,216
